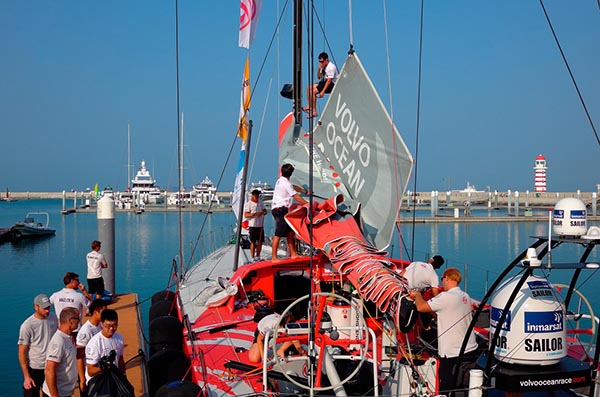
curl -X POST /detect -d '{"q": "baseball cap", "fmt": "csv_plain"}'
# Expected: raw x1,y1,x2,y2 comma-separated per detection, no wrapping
34,294,51,309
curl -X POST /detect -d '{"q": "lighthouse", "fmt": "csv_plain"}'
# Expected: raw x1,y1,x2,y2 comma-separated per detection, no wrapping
534,154,547,192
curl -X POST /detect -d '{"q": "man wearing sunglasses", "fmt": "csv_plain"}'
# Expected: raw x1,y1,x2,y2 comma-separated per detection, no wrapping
303,51,338,119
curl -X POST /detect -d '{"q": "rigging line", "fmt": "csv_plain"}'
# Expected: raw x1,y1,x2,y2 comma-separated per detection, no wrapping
186,126,239,272
539,0,600,148
348,0,354,46
186,3,291,270
382,0,402,259
309,4,338,69
409,0,425,262
248,0,291,109
248,77,274,180
174,0,184,277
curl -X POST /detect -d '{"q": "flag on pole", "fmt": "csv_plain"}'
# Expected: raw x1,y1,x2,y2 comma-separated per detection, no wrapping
239,0,262,48
232,57,251,221
94,183,99,197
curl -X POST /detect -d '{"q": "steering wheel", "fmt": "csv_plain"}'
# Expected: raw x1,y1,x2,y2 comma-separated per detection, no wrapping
554,283,597,360
271,292,370,392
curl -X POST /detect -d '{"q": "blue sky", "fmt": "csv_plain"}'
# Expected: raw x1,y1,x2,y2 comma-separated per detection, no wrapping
1,1,599,193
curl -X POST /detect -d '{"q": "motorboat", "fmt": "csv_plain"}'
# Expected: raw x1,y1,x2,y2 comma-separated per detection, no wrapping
11,212,56,238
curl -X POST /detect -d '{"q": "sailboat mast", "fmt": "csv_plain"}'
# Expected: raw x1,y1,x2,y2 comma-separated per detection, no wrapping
127,123,131,190
233,121,253,271
293,0,303,126
180,112,184,193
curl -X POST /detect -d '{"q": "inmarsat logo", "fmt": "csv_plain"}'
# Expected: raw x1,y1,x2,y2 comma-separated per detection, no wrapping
524,311,563,333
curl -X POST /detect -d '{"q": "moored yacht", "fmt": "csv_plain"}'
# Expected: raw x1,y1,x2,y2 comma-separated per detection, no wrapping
192,176,220,205
131,160,164,204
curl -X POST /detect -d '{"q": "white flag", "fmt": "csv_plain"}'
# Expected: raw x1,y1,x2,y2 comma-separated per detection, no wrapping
239,0,262,48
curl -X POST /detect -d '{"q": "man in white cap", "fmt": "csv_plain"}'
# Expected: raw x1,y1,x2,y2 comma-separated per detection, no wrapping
18,294,58,397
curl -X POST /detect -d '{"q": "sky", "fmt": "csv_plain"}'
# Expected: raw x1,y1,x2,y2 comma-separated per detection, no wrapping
1,1,599,193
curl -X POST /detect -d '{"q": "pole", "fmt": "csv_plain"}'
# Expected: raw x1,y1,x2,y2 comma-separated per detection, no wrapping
233,120,253,271
97,195,116,295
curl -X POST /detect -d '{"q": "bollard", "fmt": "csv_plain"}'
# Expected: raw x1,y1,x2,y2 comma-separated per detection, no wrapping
97,195,116,295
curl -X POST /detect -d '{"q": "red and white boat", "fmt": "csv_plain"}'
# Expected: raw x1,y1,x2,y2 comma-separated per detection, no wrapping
145,2,600,397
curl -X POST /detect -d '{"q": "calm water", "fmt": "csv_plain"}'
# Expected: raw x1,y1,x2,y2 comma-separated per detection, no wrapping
2,199,599,395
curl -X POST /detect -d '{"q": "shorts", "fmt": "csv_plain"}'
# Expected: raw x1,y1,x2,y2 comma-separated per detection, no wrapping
272,207,292,237
248,226,264,244
316,80,335,93
88,277,105,295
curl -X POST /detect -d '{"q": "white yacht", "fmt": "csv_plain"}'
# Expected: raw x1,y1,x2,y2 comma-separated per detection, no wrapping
192,176,220,205
248,180,274,205
131,160,164,204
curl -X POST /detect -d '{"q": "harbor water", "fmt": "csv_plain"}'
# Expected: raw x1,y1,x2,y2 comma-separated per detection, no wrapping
2,199,599,396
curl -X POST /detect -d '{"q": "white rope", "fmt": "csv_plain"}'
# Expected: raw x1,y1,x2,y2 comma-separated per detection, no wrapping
348,0,354,46
383,0,394,122
248,77,273,179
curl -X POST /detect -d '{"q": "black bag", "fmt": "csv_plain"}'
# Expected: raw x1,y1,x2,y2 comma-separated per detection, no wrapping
397,295,418,333
87,366,134,397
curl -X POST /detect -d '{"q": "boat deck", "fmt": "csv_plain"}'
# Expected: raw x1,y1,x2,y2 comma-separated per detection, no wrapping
74,293,147,397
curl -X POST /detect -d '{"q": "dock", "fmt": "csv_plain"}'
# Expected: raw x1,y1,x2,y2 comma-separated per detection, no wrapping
74,293,147,397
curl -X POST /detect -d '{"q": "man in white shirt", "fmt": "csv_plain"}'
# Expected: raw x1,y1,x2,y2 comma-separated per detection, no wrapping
248,313,305,363
86,240,108,300
270,164,309,261
303,51,339,119
409,267,479,396
85,309,126,386
244,189,267,259
76,299,107,395
18,294,58,397
49,272,91,334
402,255,445,294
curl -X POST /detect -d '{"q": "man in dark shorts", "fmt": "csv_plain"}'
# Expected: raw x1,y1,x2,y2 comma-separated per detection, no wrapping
244,189,267,259
271,164,309,260
303,52,339,119
86,240,108,299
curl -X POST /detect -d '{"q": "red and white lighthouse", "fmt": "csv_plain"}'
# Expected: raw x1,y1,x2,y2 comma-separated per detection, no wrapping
534,154,547,192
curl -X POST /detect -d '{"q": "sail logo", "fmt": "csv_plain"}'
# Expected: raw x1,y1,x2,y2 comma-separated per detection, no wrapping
323,93,371,197
524,311,563,333
490,307,511,331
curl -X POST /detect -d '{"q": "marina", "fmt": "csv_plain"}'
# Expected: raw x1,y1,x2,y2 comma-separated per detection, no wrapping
3,1,600,396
